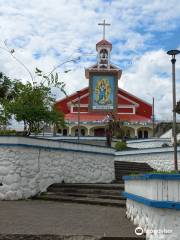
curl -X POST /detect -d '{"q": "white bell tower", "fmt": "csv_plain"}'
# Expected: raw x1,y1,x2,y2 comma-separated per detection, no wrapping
96,20,112,69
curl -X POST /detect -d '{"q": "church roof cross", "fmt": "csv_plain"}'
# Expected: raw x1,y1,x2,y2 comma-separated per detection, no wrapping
98,20,111,40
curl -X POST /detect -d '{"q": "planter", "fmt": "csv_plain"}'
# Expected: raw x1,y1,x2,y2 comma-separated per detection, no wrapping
123,174,180,240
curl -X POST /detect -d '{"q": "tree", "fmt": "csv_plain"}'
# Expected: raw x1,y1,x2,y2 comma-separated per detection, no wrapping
0,72,23,129
105,113,125,147
8,80,65,135
0,68,67,135
0,42,75,134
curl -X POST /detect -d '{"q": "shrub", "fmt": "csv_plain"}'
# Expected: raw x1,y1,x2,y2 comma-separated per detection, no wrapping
115,141,127,151
161,143,169,148
0,129,16,136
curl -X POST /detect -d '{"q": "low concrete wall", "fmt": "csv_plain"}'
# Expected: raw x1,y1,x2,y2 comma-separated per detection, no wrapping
126,138,171,149
0,137,114,200
1,136,180,201
123,174,180,240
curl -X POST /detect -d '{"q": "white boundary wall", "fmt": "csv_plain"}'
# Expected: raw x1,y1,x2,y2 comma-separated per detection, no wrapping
0,137,114,200
0,136,180,200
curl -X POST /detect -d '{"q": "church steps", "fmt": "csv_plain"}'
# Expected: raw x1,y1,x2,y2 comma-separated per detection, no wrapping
35,193,126,208
114,161,155,181
47,188,123,196
35,162,155,207
43,191,126,200
34,183,126,207
48,183,124,190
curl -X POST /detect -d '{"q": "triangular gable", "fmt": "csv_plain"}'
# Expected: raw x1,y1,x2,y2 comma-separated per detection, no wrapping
71,93,89,104
118,95,138,106
55,87,88,104
119,88,152,106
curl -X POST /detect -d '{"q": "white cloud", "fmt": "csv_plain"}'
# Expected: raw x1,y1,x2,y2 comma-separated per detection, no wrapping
0,0,180,120
121,49,180,120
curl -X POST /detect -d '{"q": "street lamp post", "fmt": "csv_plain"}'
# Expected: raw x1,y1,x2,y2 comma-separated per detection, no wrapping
77,91,81,143
167,49,180,171
152,97,155,137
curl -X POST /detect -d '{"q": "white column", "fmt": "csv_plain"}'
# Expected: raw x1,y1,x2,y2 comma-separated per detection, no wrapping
134,128,138,138
68,127,72,136
87,127,91,136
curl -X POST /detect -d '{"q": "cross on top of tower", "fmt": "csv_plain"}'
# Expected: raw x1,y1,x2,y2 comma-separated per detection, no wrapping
98,20,111,40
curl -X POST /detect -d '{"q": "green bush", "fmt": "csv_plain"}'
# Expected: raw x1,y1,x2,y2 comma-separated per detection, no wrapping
115,141,127,151
0,129,16,136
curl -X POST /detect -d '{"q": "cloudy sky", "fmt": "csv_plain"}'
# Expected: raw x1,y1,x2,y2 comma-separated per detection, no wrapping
0,0,180,120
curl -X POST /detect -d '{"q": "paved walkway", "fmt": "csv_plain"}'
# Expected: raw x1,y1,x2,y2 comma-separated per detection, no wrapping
0,200,139,238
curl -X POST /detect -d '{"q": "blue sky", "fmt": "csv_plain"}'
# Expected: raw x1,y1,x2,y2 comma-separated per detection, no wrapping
0,0,180,120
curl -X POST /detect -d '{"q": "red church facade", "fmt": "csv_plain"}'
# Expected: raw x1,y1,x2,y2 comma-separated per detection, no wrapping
55,38,153,139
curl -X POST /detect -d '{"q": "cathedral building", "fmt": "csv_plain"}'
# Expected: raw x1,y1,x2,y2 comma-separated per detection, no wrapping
55,22,153,139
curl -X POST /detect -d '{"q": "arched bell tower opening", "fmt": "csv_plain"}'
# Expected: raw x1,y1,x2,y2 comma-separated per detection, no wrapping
96,39,112,69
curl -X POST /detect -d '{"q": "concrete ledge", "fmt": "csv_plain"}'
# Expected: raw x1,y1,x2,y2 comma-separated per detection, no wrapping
115,146,180,156
124,175,180,239
0,136,114,155
123,173,180,180
0,143,114,156
123,192,180,210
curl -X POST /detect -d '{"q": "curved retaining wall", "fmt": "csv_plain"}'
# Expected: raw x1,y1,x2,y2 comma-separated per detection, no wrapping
0,137,114,200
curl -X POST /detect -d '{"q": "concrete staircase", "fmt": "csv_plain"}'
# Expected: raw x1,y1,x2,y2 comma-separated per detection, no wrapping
35,183,126,208
35,161,154,208
114,161,154,181
32,161,152,239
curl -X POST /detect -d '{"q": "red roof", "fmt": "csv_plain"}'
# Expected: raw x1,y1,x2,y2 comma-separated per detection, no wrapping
65,113,151,122
55,87,152,122
96,39,112,50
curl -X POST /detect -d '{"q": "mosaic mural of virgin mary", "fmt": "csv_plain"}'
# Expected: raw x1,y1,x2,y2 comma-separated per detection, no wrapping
91,75,116,110
95,79,111,105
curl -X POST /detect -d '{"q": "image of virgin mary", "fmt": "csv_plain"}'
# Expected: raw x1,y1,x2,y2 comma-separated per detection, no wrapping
99,81,106,101
95,79,111,105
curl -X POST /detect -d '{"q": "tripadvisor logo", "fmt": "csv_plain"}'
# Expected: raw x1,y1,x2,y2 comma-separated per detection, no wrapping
135,226,144,236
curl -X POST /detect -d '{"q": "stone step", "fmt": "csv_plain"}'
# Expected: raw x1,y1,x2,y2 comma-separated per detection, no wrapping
115,167,153,172
114,161,153,166
114,161,154,170
48,187,123,196
114,166,153,171
114,170,152,174
44,192,126,200
48,183,124,190
101,237,146,240
35,193,126,208
47,183,124,197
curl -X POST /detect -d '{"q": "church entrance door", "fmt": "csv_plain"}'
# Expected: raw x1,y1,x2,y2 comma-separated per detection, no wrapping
138,130,143,139
94,128,105,137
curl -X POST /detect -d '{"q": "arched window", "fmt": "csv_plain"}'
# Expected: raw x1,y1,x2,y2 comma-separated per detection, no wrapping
100,49,108,59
